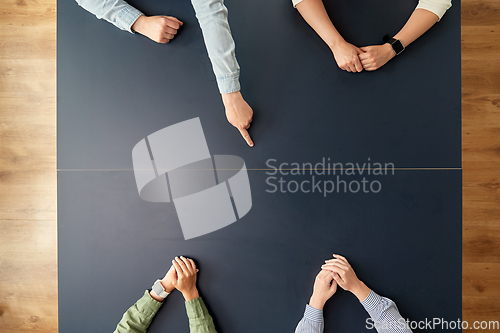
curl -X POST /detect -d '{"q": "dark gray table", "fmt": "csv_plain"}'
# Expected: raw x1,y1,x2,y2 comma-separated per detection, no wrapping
57,0,461,332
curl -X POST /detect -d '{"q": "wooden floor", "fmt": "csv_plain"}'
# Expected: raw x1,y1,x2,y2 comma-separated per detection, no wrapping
0,0,498,332
462,0,500,330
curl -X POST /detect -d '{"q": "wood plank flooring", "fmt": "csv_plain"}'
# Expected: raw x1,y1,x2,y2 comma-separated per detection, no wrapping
0,0,498,331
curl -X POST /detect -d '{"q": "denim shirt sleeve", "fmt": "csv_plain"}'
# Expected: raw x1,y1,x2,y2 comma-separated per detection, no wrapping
75,0,143,33
113,290,164,333
294,304,325,333
191,0,241,94
185,297,218,333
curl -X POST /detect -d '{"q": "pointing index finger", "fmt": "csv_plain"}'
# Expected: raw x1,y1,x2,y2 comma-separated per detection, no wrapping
238,128,254,147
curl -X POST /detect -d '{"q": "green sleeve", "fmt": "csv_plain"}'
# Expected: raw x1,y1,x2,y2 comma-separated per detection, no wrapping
185,297,218,333
113,290,163,333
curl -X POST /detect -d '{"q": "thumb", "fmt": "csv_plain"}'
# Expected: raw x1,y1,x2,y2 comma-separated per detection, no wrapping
360,46,369,52
238,128,254,147
169,16,184,25
356,47,364,54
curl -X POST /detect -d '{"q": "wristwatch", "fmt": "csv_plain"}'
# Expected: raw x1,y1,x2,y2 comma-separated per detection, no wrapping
383,34,405,55
152,279,169,298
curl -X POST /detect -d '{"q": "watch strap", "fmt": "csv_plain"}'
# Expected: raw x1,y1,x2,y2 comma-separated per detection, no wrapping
152,279,169,298
382,34,405,55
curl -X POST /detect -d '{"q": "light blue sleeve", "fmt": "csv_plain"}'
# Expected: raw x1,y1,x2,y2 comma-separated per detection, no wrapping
191,0,241,94
361,290,413,333
295,304,325,333
75,0,143,33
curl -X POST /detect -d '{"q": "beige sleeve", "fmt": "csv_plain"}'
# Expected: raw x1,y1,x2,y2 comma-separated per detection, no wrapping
292,0,451,20
416,0,452,21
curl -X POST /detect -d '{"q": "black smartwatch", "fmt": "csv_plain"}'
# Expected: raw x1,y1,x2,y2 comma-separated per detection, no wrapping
383,34,405,55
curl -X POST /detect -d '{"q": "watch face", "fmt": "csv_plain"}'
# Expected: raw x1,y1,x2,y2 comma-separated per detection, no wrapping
392,40,405,55
153,281,164,296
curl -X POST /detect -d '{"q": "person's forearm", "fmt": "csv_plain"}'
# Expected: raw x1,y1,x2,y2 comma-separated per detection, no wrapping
183,290,200,302
416,0,452,22
186,297,218,333
295,305,324,333
350,280,371,302
114,291,163,333
75,0,143,33
360,291,413,333
149,290,165,302
149,281,172,302
295,0,345,49
392,9,439,48
191,0,241,94
309,295,326,310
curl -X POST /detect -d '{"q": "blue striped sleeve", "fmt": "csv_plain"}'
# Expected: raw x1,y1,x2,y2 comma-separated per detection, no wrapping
361,290,413,333
294,304,324,333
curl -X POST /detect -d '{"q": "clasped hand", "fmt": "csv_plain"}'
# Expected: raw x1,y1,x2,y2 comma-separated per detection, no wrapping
158,256,200,302
331,41,396,72
309,254,371,310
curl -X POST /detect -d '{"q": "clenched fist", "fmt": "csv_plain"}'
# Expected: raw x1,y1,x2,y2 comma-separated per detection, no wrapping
132,15,183,44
